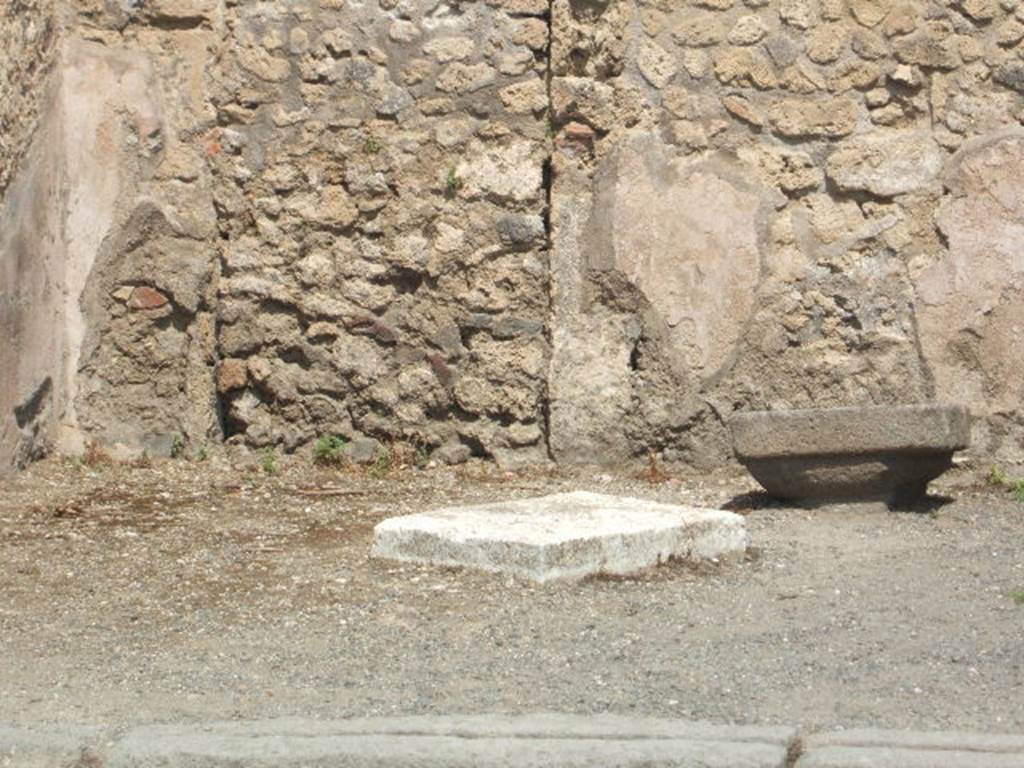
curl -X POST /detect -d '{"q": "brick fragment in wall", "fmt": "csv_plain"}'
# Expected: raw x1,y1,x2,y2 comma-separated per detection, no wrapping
127,286,170,311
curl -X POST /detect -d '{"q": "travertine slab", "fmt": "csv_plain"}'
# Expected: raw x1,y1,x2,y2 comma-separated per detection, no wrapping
371,491,748,583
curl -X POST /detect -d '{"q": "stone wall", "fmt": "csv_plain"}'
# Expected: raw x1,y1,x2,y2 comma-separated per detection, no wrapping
206,0,551,465
3,0,1024,472
549,0,1024,465
1,1,225,469
0,0,58,199
0,0,61,469
66,1,225,457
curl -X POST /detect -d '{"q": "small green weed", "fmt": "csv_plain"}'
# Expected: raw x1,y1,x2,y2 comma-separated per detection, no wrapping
988,465,1009,487
261,448,279,475
987,465,1024,502
445,165,464,194
415,443,431,470
364,137,382,155
1013,481,1024,503
170,434,185,459
195,444,209,462
313,435,349,466
369,447,393,479
1010,589,1024,606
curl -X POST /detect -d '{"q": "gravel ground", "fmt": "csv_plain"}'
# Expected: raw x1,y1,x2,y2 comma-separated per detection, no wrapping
1,452,1022,732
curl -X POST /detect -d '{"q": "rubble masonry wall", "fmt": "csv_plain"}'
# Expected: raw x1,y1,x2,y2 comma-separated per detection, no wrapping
2,0,1023,470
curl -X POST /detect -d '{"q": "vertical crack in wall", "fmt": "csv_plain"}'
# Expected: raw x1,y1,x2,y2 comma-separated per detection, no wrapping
540,0,556,460
204,2,236,447
212,229,231,443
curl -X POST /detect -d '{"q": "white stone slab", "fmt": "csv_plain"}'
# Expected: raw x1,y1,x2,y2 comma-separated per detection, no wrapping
371,491,748,583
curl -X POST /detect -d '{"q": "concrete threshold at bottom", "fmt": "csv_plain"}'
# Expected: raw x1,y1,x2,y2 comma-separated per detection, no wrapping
797,728,1024,768
4,715,796,768
0,724,109,768
3,716,1024,768
110,735,789,768
108,715,796,768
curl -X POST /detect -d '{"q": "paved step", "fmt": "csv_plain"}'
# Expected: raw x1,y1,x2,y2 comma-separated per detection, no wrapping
3,715,794,768
109,715,795,767
798,728,1024,768
4,716,1024,768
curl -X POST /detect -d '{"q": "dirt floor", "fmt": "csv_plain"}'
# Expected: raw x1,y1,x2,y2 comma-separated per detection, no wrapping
1,450,1023,733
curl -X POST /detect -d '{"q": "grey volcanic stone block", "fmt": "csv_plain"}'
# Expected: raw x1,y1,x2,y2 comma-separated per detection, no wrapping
729,405,970,505
108,715,795,767
798,728,1024,767
371,491,748,582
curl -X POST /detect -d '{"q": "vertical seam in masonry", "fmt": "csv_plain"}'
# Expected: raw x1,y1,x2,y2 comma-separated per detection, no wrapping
541,0,556,461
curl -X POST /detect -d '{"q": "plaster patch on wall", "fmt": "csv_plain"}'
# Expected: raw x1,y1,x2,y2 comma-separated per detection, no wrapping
602,136,765,379
58,39,164,452
916,131,1024,456
550,131,769,463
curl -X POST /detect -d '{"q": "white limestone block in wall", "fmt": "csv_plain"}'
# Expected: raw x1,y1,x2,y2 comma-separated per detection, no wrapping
371,491,748,583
